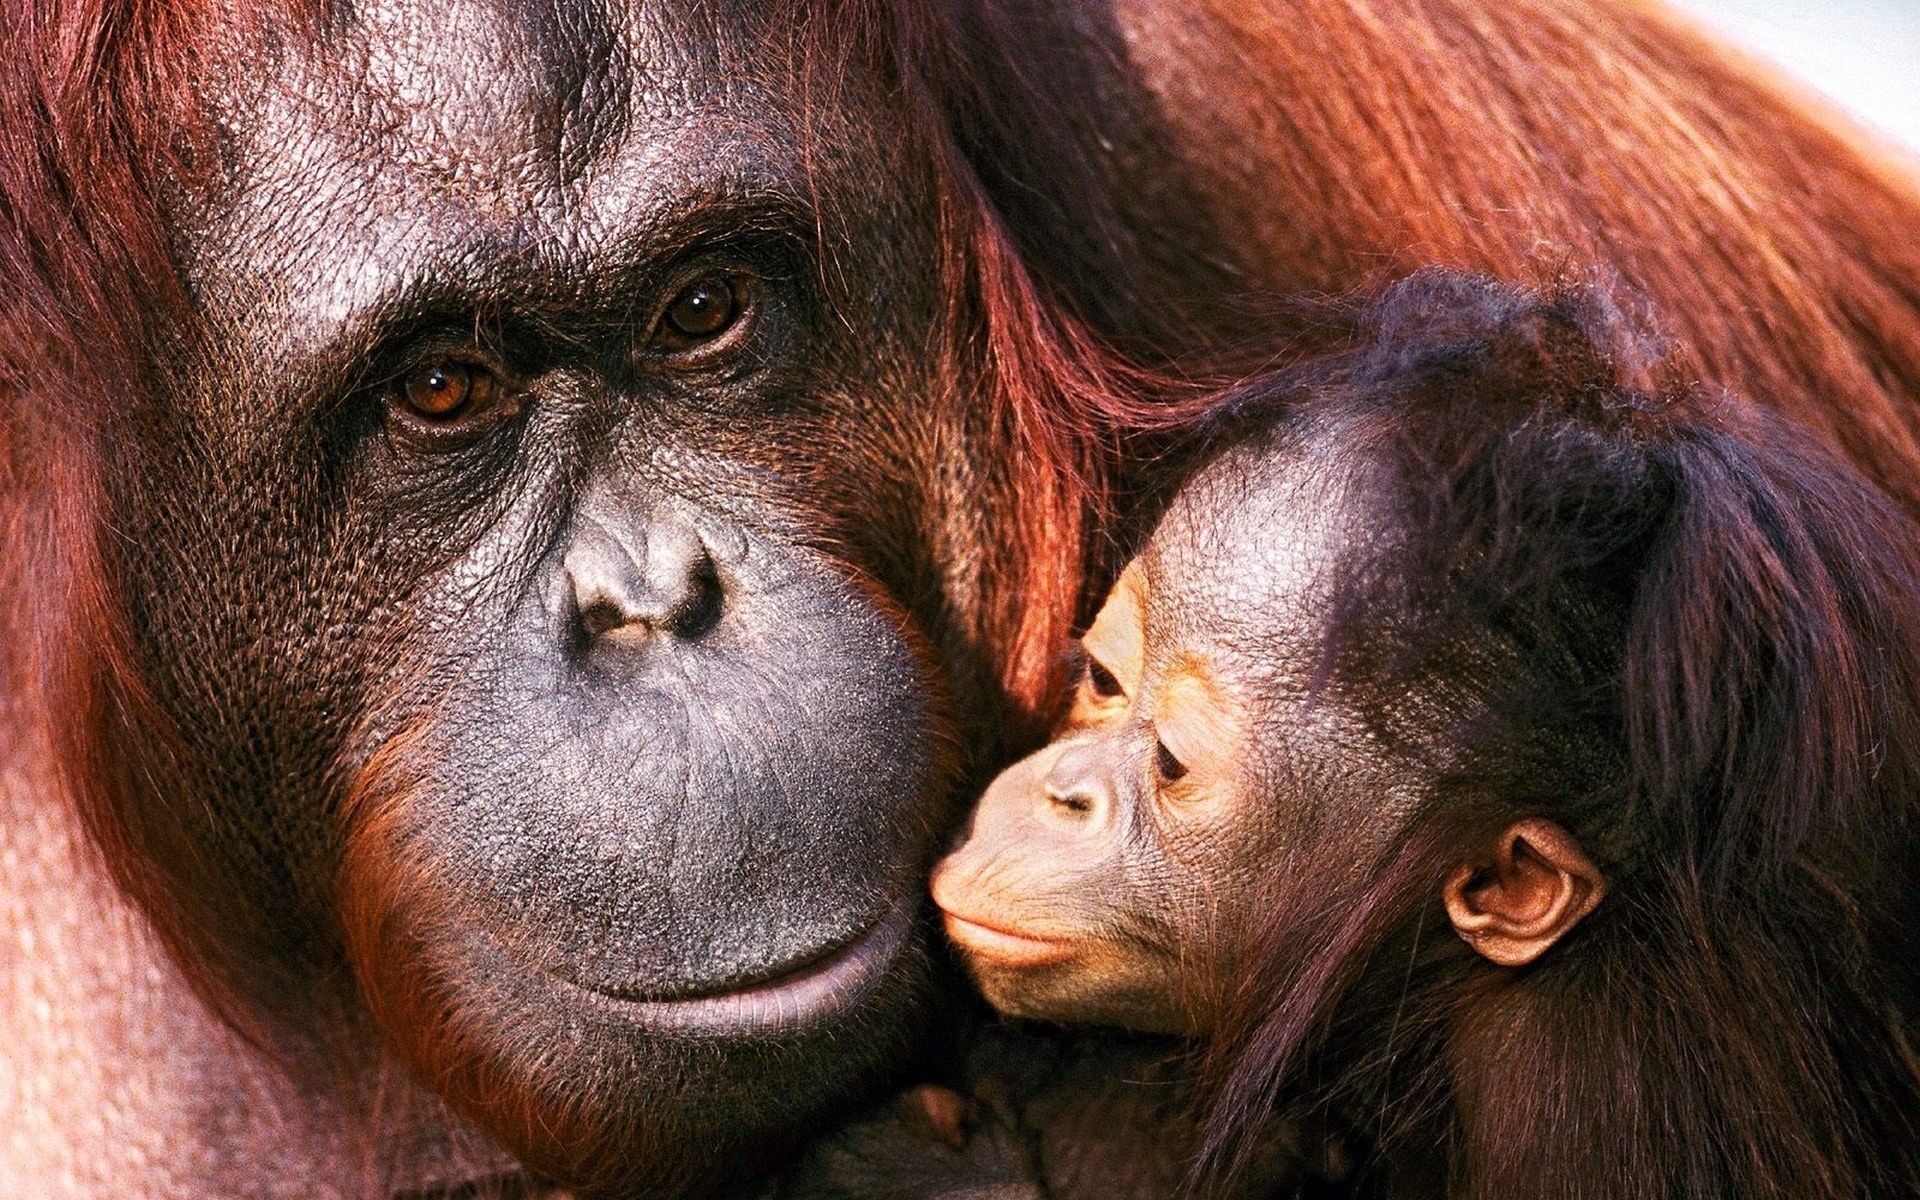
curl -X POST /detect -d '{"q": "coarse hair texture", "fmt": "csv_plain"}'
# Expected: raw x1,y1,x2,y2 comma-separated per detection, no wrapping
1189,271,1920,1200
10,0,1920,1190
14,0,1920,1013
0,6,1181,1190
1,0,261,1019
930,0,1920,552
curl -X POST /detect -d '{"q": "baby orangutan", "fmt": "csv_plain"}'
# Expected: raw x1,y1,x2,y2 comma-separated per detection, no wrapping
931,284,1623,1035
794,271,1920,1200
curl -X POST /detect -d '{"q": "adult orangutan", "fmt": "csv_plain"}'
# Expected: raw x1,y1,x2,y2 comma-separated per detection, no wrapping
4,3,1920,1200
1,2,1102,1196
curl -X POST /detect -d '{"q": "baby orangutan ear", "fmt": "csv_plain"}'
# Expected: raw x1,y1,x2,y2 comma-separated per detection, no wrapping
1443,818,1605,967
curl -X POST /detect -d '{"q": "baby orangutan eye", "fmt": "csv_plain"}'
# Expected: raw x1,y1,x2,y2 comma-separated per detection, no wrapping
1153,739,1188,784
1086,656,1124,700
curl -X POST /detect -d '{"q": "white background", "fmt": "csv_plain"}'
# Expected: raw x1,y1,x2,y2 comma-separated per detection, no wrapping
1669,0,1920,153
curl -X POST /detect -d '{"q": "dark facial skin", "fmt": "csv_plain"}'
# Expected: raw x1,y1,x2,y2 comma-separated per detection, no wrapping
97,2,1009,1193
933,440,1601,1035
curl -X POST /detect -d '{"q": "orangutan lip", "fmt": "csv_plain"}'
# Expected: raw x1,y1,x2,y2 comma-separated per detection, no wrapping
553,899,917,1036
940,911,1074,968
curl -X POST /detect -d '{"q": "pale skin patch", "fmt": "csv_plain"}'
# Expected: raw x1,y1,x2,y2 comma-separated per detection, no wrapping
1067,561,1146,730
1151,667,1242,810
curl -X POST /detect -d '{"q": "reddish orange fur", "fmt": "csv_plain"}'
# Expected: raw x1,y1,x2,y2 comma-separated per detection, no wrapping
3,1,254,1016
1179,273,1920,1199
933,0,1920,481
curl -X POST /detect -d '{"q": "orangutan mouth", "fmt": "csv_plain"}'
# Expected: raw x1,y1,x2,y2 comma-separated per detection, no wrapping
556,899,920,1036
940,911,1075,969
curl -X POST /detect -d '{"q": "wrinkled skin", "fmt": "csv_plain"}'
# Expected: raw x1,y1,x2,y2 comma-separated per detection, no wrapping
813,445,1388,1200
922,270,1920,1199
46,2,1024,1195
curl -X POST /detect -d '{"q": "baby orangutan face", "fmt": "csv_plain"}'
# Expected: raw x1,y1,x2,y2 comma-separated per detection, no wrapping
932,451,1355,1033
932,440,1606,1035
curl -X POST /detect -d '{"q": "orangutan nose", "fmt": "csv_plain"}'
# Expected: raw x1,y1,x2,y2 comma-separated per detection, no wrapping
1041,740,1115,829
564,509,722,642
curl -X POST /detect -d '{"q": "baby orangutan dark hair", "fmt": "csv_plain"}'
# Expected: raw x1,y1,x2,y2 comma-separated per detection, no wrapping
1184,270,1920,1199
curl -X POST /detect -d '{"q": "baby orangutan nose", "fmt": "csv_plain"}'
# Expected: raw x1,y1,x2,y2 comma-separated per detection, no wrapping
564,507,722,642
932,746,1086,974
930,730,1214,1035
1041,740,1116,825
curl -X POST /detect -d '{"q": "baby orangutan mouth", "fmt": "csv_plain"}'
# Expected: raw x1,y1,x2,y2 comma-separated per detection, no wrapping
938,910,1075,969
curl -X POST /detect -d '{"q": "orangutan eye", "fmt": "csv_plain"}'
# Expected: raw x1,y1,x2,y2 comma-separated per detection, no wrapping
1153,738,1188,784
394,361,490,419
1086,656,1124,700
386,358,519,441
651,275,750,353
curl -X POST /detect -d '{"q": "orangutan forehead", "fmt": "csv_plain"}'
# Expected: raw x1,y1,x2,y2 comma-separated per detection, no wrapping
1139,436,1357,659
200,0,816,153
176,0,859,356
197,3,816,207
